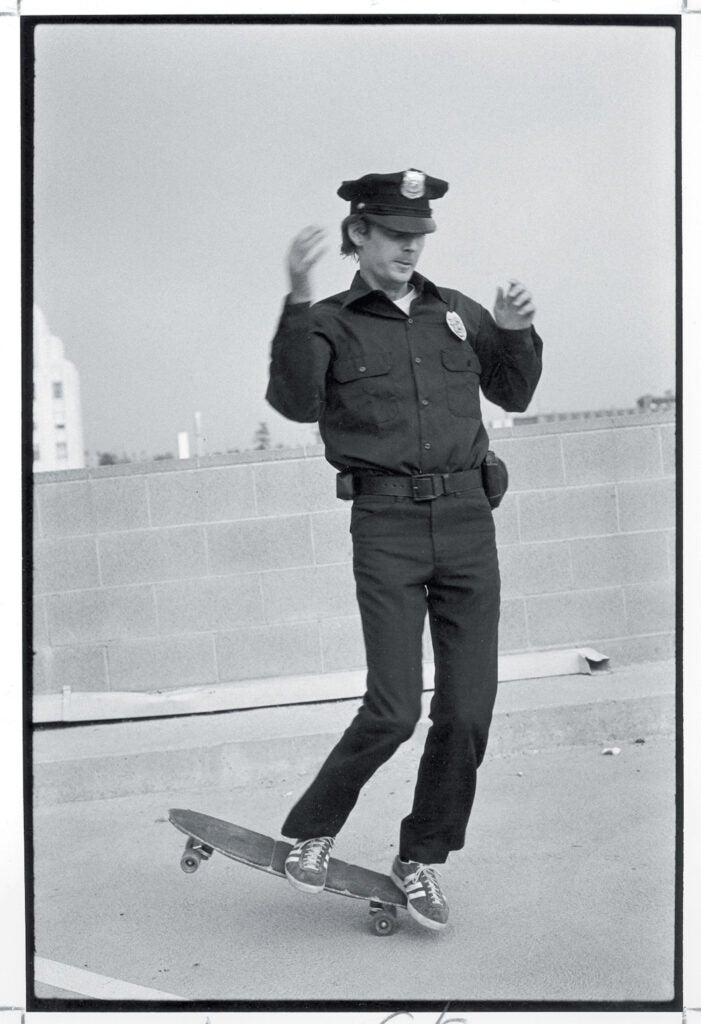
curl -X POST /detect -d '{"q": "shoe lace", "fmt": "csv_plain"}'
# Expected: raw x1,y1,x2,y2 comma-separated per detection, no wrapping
300,837,333,871
407,865,445,906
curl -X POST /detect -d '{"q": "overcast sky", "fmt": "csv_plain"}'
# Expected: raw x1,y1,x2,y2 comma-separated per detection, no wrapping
33,20,676,458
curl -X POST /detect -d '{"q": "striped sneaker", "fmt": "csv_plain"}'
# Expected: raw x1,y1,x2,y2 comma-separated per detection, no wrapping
391,856,449,930
284,836,335,894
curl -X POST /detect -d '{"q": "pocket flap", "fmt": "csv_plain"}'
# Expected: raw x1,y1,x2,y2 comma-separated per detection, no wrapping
441,348,481,373
333,353,391,383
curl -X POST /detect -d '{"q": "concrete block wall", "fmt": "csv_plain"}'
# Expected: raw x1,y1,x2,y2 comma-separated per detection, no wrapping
33,412,676,700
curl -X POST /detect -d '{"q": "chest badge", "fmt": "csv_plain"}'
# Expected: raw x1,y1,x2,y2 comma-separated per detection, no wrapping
446,311,467,341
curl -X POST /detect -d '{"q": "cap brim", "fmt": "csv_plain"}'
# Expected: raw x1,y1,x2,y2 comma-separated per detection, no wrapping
363,213,436,234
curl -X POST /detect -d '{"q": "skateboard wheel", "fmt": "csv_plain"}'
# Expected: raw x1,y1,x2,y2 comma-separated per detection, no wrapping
181,850,202,873
372,913,396,936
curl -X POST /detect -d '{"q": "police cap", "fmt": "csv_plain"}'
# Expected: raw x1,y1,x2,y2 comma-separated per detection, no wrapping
337,168,449,234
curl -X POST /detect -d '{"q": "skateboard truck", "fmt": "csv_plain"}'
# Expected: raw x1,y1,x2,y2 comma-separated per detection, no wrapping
369,899,399,936
180,835,214,874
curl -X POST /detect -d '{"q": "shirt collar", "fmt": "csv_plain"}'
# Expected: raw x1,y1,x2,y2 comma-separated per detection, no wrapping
342,270,443,308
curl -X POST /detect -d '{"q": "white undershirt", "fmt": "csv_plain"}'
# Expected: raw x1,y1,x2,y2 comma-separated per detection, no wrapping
391,286,416,315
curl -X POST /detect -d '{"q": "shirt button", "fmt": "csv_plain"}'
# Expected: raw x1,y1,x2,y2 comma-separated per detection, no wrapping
358,365,367,372
414,356,422,364
421,399,429,406
407,318,414,325
424,442,432,450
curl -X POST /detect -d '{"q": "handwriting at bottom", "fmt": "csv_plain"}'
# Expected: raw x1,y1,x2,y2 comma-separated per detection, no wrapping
381,1009,466,1024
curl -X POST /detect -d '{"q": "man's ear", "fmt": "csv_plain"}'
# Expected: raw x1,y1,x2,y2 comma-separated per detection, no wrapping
347,219,369,249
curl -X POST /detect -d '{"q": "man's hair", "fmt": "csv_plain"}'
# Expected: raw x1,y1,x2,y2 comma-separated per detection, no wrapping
340,214,369,259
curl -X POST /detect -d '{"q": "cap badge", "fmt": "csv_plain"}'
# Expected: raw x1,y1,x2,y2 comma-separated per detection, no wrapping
446,311,467,341
400,169,426,200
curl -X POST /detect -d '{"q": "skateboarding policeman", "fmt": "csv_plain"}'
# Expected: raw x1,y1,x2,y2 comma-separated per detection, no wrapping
266,169,543,930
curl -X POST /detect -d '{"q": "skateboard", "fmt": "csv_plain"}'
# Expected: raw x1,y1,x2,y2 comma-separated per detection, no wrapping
169,808,407,935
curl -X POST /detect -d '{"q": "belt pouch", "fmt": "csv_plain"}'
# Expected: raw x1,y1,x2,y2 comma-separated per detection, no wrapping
481,451,509,509
336,470,356,501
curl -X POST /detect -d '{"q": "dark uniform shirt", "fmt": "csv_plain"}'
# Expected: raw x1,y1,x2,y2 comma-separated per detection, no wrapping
266,270,543,475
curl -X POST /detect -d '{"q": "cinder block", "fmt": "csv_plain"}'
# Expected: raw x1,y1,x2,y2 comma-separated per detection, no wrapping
34,644,109,694
147,465,257,526
254,459,310,516
155,575,264,633
311,509,353,565
33,597,49,647
493,434,565,491
618,479,675,532
526,588,626,648
47,586,157,645
498,541,572,597
600,633,675,666
98,527,207,586
216,622,322,682
624,581,675,635
302,456,340,512
320,614,367,673
207,516,313,575
666,531,676,578
33,536,100,595
518,485,618,542
659,423,676,476
32,648,50,694
562,426,663,485
569,533,669,589
107,636,217,691
36,481,95,538
261,564,357,623
493,497,520,546
499,598,529,652
91,476,150,532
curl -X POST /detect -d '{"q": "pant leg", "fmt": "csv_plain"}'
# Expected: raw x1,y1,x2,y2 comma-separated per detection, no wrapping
399,490,500,864
281,496,432,841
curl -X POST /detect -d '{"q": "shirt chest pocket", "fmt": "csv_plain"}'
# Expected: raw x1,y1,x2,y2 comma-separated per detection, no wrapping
441,348,482,419
330,353,399,428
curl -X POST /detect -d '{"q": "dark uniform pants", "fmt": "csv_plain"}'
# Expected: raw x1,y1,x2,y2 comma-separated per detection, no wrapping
281,484,500,864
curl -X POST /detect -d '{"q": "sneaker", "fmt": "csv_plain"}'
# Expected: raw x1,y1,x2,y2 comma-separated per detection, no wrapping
284,836,335,894
391,856,449,930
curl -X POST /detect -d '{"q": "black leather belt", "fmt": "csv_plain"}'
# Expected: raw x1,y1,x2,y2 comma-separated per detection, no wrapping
354,469,482,502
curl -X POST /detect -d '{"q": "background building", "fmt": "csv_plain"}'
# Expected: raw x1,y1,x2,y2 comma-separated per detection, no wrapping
33,305,85,472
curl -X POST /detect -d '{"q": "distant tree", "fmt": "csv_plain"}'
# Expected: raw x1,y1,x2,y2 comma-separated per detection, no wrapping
98,452,119,466
253,421,271,450
97,451,131,466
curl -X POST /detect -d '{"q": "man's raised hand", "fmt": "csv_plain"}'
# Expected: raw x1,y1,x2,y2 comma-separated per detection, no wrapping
494,279,536,330
288,226,328,303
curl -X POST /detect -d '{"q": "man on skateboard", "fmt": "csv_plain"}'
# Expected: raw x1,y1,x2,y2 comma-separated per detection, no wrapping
266,169,543,930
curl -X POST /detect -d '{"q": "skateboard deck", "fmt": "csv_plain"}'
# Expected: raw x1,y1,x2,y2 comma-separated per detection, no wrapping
169,808,407,935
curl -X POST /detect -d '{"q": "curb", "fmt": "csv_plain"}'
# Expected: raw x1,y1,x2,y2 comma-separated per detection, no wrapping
34,666,675,805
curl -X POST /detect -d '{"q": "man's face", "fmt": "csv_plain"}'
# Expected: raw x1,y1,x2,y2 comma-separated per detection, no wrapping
355,223,427,294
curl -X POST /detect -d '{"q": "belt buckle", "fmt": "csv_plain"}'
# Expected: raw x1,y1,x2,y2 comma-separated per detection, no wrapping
411,474,442,501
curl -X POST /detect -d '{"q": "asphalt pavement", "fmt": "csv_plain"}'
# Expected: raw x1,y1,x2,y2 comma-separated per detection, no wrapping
32,660,676,1006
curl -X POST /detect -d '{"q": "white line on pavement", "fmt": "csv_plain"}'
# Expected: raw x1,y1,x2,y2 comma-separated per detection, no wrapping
35,957,184,1001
